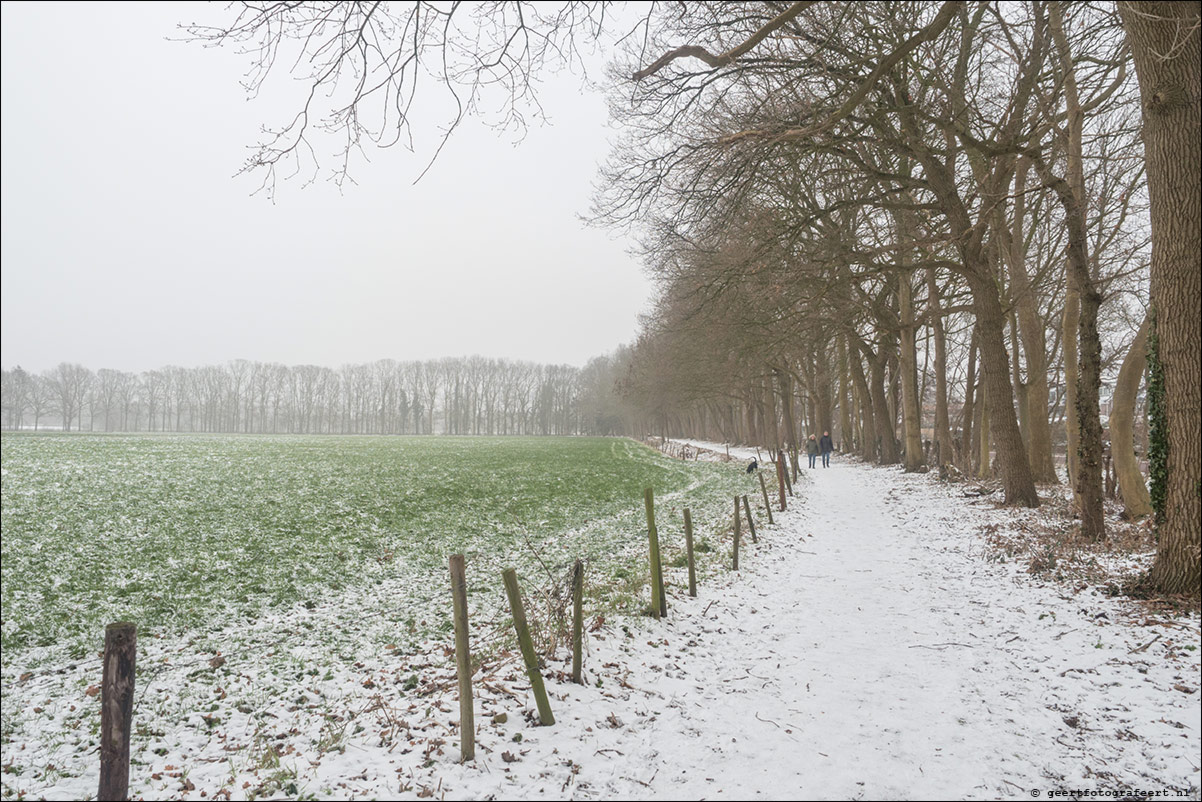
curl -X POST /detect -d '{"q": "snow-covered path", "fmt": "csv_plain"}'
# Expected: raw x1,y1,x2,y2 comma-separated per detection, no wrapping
442,457,1199,800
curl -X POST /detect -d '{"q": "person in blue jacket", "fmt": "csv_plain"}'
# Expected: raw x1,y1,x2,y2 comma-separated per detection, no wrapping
819,431,834,467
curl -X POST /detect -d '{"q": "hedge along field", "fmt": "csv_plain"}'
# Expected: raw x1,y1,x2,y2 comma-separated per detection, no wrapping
0,433,754,670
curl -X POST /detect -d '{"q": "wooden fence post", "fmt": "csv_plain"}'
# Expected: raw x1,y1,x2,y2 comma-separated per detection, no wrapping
742,495,757,543
571,559,584,685
99,621,136,802
758,470,774,524
683,508,697,598
448,555,474,761
501,568,555,725
776,453,788,512
732,496,741,570
644,487,667,618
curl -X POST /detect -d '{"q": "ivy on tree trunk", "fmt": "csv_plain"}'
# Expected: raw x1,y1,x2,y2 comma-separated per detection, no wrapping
1146,308,1168,528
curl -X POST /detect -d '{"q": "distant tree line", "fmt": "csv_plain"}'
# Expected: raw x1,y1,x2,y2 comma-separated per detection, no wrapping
0,353,636,437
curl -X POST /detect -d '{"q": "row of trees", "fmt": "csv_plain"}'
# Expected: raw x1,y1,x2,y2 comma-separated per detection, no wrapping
617,3,1147,493
594,2,1196,594
0,354,634,437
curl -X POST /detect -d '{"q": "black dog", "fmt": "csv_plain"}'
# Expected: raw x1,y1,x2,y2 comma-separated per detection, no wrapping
746,459,758,473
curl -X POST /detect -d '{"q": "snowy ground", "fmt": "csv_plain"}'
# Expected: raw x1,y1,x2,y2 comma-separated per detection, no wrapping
3,445,1199,800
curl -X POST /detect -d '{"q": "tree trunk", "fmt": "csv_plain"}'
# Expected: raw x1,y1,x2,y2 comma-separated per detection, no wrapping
838,338,854,452
1043,1,1106,540
926,268,952,468
1009,307,1029,450
959,329,978,473
1118,1,1201,595
977,382,991,479
776,368,798,459
868,346,898,464
1002,161,1059,483
848,339,877,461
898,269,924,472
1112,314,1153,519
971,282,1039,505
1063,284,1080,486
814,348,834,437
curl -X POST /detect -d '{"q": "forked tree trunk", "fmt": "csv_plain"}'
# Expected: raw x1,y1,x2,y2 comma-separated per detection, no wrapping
1118,1,1201,595
971,281,1039,505
1003,158,1059,482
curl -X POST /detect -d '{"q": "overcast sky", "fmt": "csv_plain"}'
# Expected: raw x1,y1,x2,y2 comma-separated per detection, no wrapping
0,2,651,375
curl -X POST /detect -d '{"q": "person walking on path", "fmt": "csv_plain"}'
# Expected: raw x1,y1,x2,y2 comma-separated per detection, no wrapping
806,434,820,468
820,431,834,468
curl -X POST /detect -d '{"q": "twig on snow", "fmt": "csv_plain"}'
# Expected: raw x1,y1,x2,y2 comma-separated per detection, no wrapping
1128,633,1161,654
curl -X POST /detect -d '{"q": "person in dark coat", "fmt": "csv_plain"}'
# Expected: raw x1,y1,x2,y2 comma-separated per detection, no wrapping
806,434,820,468
819,431,834,467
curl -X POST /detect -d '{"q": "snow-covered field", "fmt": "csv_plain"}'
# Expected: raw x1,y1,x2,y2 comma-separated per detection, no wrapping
3,443,1198,800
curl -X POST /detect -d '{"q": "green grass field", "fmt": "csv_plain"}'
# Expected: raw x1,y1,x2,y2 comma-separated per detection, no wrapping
1,433,752,666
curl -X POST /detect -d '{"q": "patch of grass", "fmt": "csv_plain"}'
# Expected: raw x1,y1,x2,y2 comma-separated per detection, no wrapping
1,434,751,667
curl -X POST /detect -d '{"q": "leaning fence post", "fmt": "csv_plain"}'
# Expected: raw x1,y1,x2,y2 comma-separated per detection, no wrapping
448,555,475,761
644,487,667,618
99,621,136,802
501,568,554,725
732,496,741,570
757,470,774,525
571,559,584,685
683,508,697,598
776,453,788,512
742,495,757,543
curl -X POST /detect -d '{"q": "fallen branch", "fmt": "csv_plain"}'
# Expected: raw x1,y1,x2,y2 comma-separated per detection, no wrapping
1128,633,1161,654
